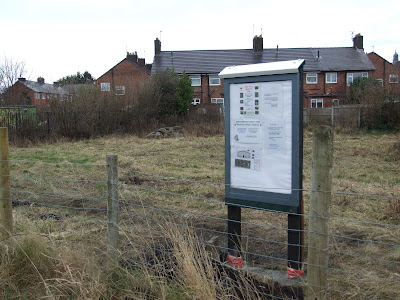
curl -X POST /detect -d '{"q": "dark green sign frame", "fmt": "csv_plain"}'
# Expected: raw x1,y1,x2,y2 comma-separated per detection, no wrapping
224,64,304,214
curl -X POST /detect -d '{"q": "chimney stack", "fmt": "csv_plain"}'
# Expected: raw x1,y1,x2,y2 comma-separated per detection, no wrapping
353,33,363,49
155,38,161,55
127,51,138,62
253,35,263,52
37,77,45,84
393,51,399,64
138,58,145,67
18,77,26,82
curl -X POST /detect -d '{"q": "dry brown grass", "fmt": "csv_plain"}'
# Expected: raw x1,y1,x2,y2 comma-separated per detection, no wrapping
3,129,400,299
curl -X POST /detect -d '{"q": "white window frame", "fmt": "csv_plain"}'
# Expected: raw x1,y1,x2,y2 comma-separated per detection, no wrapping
41,93,46,99
347,72,368,86
115,86,125,95
190,75,201,87
325,72,337,84
333,99,340,105
389,74,399,84
377,79,383,86
35,93,40,99
209,75,221,86
211,98,224,104
101,82,110,91
191,98,200,105
311,98,323,108
306,73,318,84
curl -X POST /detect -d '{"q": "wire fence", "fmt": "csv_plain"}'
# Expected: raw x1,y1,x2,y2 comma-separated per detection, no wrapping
1,147,398,300
0,121,397,299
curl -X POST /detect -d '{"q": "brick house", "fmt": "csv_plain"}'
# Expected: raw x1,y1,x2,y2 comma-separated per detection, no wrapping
96,52,151,105
3,77,78,106
367,51,400,98
151,34,376,108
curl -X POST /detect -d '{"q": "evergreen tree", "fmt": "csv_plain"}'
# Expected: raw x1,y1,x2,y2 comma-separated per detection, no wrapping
57,71,95,85
176,72,194,115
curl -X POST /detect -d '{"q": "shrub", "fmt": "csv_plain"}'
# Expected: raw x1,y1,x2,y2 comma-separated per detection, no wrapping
53,85,124,139
348,77,400,130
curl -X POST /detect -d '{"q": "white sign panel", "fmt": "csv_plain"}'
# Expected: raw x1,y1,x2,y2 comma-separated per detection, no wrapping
230,81,292,194
232,120,262,144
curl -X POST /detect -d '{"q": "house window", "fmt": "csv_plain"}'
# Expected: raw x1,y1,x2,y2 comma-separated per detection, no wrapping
35,93,40,99
41,93,46,99
377,79,383,86
190,75,201,86
333,99,340,105
211,98,224,104
101,82,110,91
115,86,125,95
325,73,337,84
209,75,220,86
389,74,399,83
347,72,368,86
306,73,318,84
311,99,323,108
192,98,200,105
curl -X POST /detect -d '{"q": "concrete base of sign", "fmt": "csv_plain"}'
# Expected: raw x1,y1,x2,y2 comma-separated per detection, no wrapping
243,266,305,286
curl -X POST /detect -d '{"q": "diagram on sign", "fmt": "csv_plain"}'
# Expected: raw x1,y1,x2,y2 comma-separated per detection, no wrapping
233,146,261,171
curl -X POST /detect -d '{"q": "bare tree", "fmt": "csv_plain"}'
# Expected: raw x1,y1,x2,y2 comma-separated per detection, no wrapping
0,56,28,104
0,56,27,93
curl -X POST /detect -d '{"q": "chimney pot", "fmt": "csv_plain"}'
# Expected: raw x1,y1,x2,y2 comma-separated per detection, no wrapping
37,77,45,84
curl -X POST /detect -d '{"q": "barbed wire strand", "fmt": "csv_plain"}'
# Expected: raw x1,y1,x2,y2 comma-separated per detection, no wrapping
119,183,400,230
4,159,106,167
118,198,400,248
118,167,399,200
117,206,400,267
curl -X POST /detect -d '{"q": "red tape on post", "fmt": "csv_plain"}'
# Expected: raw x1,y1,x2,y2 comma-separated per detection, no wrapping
227,255,243,268
287,267,304,279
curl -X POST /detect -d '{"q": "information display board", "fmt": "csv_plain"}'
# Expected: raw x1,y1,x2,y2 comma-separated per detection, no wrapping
220,60,304,213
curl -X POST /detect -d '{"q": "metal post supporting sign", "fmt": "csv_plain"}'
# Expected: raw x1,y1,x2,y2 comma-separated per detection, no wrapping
219,60,304,272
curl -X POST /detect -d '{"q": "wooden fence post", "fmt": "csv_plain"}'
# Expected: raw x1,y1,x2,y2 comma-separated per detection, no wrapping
0,127,13,238
306,126,333,300
107,154,119,265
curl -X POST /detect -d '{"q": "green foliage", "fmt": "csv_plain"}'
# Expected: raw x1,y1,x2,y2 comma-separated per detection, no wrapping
154,68,180,116
347,77,400,130
137,68,194,119
348,77,384,105
57,71,95,85
176,72,194,115
19,91,31,105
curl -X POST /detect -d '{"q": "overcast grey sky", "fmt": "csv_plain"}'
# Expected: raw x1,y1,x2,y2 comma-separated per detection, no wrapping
1,0,399,83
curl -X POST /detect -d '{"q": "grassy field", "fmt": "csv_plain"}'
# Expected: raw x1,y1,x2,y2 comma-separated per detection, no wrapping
1,128,400,299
